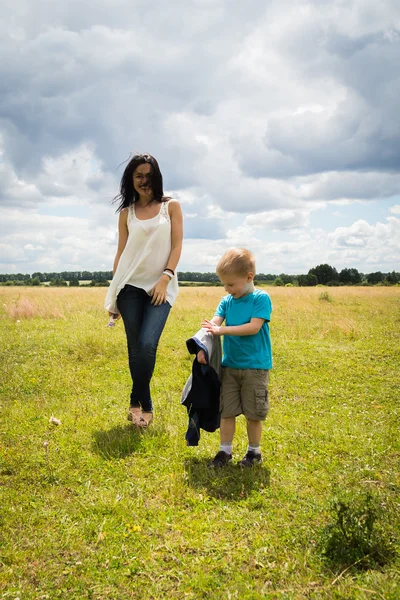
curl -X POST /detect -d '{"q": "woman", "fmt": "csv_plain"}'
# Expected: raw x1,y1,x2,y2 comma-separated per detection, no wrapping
105,153,183,428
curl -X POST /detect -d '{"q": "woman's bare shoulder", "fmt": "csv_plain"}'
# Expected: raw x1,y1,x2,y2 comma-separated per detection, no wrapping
119,207,129,219
166,198,181,214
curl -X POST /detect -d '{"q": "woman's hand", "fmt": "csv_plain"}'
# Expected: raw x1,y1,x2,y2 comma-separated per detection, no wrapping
150,274,170,305
108,311,121,320
202,319,222,336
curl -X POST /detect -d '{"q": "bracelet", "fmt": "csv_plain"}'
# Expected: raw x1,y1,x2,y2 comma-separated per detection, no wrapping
163,270,173,279
164,268,174,276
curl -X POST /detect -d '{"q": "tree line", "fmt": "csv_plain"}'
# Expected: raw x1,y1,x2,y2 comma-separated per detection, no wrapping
0,271,112,287
0,265,399,286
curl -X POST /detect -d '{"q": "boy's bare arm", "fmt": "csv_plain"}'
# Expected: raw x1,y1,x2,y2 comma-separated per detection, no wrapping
202,317,265,337
197,316,224,363
210,316,224,327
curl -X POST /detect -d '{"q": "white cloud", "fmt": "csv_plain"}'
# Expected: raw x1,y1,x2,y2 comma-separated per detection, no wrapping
0,208,116,272
328,217,400,266
179,215,400,274
244,210,310,230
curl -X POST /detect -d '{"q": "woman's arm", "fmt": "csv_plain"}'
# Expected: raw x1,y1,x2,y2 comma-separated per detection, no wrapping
165,199,183,272
113,209,129,274
151,200,183,306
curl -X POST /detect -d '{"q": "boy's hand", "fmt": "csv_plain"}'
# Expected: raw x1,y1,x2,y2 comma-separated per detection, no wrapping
197,350,207,364
202,319,222,336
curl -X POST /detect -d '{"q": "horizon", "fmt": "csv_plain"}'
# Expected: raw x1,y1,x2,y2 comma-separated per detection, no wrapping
1,265,398,279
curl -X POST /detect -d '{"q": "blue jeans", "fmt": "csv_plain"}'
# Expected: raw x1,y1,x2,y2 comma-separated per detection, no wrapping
117,285,171,412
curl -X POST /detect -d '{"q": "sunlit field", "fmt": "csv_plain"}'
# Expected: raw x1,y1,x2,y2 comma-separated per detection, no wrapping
1,286,399,599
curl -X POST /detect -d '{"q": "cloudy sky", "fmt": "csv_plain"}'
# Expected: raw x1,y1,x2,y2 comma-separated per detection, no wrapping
1,0,400,275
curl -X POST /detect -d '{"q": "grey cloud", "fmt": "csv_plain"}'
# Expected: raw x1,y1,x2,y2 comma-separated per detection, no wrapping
237,89,400,179
3,0,397,212
234,3,400,180
307,171,400,202
323,32,383,59
0,0,265,183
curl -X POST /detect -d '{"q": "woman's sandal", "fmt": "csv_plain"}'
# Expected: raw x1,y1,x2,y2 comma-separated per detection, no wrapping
127,408,142,426
136,412,153,428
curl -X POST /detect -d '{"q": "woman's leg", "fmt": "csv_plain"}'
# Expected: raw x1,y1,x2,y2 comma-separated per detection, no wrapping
117,286,146,410
134,298,171,414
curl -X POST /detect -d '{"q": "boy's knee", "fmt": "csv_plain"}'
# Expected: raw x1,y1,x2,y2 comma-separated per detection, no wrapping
221,415,236,423
246,417,262,424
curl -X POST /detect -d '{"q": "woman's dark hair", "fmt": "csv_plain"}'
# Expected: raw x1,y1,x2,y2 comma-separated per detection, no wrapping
113,153,167,212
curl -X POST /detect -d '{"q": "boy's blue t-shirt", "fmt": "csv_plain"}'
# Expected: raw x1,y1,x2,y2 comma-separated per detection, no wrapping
214,288,272,370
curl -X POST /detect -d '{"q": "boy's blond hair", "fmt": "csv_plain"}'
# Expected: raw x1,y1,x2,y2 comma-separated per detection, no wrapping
216,248,256,278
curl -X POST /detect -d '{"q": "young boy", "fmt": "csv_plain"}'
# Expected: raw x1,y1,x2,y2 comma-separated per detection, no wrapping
198,248,272,467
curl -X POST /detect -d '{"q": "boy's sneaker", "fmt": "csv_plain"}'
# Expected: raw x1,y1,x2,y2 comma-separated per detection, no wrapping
238,450,262,467
210,451,232,468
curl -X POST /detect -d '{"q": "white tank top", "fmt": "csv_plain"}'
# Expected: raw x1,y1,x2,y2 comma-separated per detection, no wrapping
104,200,179,314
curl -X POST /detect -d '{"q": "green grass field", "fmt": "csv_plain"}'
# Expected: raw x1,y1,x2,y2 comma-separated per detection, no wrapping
1,286,399,599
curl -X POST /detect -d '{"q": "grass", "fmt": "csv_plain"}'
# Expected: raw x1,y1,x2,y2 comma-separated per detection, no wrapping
0,285,399,599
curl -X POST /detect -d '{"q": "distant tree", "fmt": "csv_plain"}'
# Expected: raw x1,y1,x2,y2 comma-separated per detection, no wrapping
69,278,80,287
90,279,110,287
326,280,341,286
91,271,109,282
297,275,306,287
9,273,30,282
309,264,338,285
274,277,284,286
81,271,93,280
307,273,318,286
366,272,384,284
177,272,219,283
298,273,318,287
30,277,41,286
256,273,277,281
32,272,46,282
279,273,294,285
386,271,400,284
50,278,68,287
339,268,361,285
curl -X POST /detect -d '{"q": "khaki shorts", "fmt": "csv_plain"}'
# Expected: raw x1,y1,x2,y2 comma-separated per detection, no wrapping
220,367,270,421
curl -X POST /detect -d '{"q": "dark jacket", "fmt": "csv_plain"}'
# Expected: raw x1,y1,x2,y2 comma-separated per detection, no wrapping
181,328,222,446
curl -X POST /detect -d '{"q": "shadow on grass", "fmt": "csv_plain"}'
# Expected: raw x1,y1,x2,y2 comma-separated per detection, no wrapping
92,424,148,459
184,457,270,501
